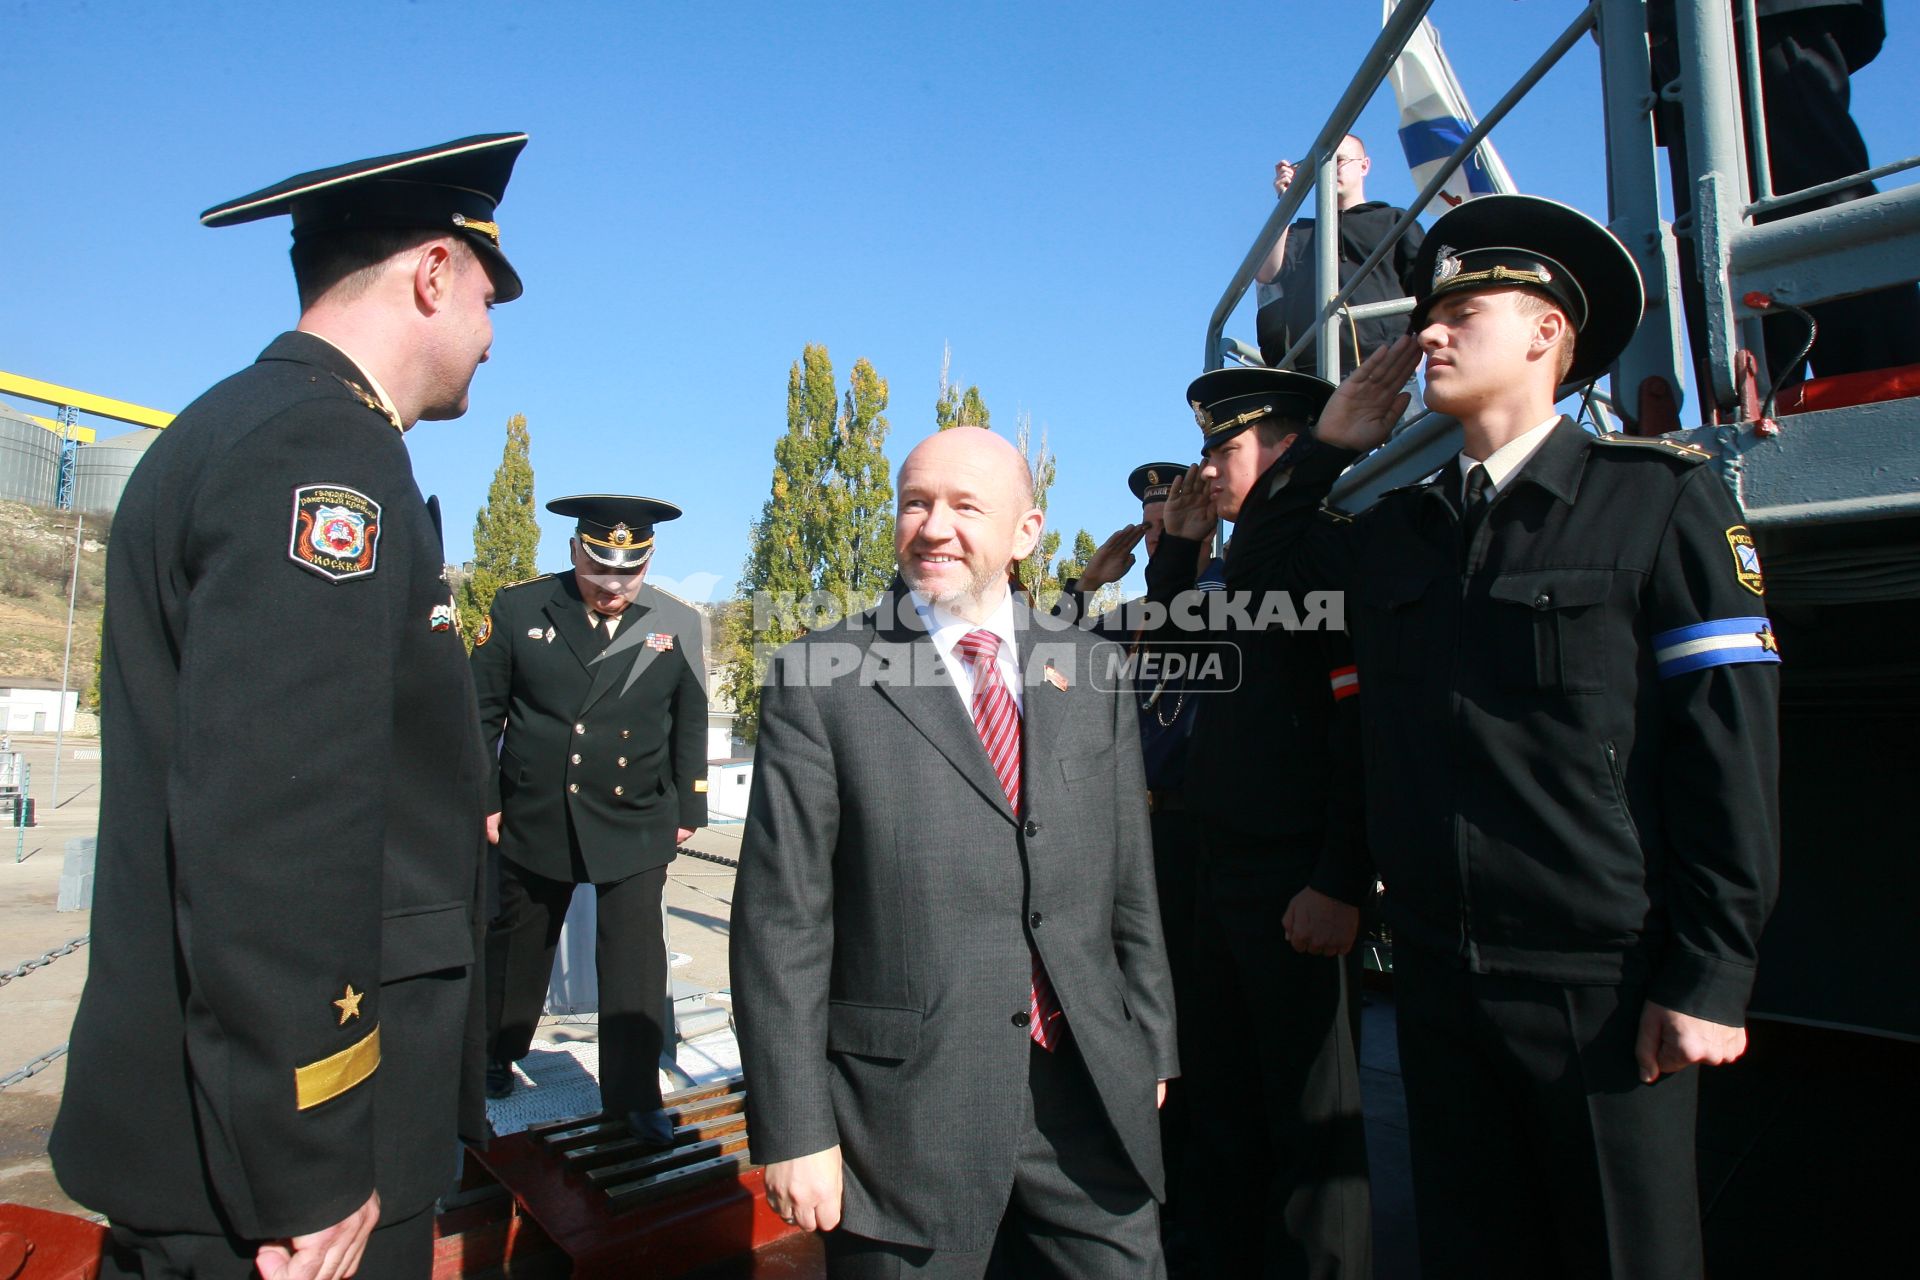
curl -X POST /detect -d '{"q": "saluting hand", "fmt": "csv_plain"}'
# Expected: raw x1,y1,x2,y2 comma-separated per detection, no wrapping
1160,465,1214,542
255,1190,379,1280
764,1144,844,1233
1314,336,1421,453
1078,524,1147,592
1634,1002,1749,1083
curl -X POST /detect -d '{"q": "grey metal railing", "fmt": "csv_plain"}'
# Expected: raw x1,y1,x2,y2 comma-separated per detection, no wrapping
1210,0,1920,460
1205,2,1601,378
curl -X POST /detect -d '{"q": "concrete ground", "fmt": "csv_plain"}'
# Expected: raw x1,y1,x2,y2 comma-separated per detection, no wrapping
0,733,101,1217
0,758,1427,1274
0,743,745,1221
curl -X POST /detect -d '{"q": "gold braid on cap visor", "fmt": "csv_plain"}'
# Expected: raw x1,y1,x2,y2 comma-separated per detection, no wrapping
581,529,655,553
451,212,501,246
1199,404,1275,438
1439,264,1584,320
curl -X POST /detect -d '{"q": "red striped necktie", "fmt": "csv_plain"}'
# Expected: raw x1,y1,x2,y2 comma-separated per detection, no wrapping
952,628,1063,1051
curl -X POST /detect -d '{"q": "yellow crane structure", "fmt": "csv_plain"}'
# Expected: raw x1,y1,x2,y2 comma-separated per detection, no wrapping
0,370,178,446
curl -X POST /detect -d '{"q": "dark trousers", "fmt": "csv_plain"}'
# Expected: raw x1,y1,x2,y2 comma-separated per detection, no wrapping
1393,949,1702,1280
825,1038,1165,1279
101,1208,433,1280
1147,808,1201,1237
485,856,669,1116
1182,824,1371,1280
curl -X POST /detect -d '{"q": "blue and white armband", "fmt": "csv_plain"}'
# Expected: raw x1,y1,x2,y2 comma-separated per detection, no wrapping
1652,617,1782,679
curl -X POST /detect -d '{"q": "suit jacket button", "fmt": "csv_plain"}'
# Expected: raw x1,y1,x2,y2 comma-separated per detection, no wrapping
575,724,586,735
615,786,624,796
1023,820,1040,837
567,783,579,794
621,729,631,739
1011,1011,1030,1028
617,757,627,767
571,753,581,765
1029,911,1043,928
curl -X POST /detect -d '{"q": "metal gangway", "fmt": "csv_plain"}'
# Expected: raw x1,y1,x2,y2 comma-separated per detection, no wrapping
1205,0,1920,531
1201,4,1920,1262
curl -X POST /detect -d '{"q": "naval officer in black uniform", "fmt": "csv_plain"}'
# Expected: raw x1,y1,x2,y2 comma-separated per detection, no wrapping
51,133,528,1280
1240,195,1781,1279
474,495,709,1146
1149,375,1375,1279
1062,462,1214,1262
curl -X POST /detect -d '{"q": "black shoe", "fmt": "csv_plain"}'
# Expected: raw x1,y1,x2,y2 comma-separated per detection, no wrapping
485,1059,516,1100
625,1107,676,1151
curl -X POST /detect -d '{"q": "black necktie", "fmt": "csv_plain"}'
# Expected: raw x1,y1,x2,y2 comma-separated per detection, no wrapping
1461,463,1492,543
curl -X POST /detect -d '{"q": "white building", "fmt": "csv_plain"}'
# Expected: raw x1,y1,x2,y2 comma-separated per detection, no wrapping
0,677,80,734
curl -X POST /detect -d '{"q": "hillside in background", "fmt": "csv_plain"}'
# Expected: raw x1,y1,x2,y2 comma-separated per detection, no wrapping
0,502,106,704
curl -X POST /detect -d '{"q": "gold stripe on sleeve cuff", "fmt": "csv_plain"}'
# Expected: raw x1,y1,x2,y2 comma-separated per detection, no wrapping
692,780,709,793
296,1025,381,1111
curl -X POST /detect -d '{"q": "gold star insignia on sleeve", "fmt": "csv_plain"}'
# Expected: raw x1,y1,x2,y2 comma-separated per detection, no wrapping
1757,627,1779,654
333,984,365,1025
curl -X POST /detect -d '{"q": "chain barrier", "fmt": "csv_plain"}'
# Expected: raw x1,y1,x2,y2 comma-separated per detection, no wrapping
0,934,89,987
675,845,739,870
0,1042,70,1090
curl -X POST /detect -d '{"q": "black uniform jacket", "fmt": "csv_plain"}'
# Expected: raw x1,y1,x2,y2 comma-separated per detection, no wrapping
1148,458,1371,903
51,332,491,1239
472,574,708,884
1241,419,1780,1024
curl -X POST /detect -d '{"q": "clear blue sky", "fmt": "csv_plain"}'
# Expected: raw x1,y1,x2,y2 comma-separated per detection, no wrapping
6,1,1915,600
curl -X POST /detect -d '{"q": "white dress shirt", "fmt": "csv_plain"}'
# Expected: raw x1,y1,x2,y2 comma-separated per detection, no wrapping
1458,415,1561,496
911,588,1024,714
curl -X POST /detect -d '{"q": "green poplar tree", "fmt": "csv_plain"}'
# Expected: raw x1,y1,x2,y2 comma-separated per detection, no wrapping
1014,412,1067,606
726,345,844,735
935,343,992,430
819,357,894,606
458,413,539,650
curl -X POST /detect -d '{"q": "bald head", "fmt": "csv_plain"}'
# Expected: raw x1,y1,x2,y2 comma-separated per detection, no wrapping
895,428,1045,621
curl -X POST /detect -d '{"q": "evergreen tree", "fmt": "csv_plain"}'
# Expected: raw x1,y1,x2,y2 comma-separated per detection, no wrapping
458,413,540,650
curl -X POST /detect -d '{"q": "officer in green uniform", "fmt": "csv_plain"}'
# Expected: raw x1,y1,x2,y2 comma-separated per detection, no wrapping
51,133,527,1280
474,495,709,1147
1240,194,1781,1279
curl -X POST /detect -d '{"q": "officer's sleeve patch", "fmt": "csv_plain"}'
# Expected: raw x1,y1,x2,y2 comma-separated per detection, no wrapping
1725,525,1764,596
475,616,492,646
1329,664,1359,701
693,779,709,793
290,484,381,581
1653,617,1781,679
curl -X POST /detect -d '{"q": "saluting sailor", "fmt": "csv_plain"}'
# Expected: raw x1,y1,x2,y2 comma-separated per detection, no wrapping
52,132,528,1279
474,495,709,1150
1239,193,1782,1279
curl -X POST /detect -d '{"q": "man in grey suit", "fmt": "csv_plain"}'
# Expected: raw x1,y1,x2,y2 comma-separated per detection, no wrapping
732,427,1179,1277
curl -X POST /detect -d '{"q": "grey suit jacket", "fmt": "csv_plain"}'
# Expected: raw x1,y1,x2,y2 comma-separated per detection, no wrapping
731,583,1178,1251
